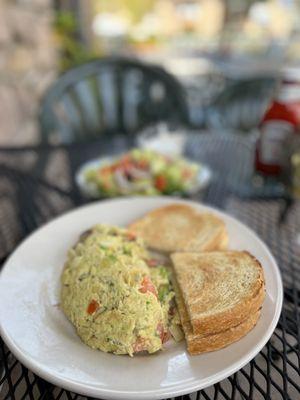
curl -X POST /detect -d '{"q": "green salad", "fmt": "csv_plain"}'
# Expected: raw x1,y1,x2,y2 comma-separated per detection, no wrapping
85,148,199,196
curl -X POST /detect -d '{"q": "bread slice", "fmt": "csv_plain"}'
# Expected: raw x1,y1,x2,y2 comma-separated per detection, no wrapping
173,278,261,354
171,251,265,335
128,204,228,253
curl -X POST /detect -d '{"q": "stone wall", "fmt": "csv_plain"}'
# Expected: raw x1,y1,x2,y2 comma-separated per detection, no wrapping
0,0,57,145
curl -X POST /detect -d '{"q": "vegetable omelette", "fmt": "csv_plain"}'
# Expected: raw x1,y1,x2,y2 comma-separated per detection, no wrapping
61,225,182,356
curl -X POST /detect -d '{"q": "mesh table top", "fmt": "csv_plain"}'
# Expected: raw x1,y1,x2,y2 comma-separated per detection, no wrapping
0,133,299,400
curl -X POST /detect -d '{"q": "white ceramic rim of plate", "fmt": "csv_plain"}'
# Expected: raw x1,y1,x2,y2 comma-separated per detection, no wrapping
75,157,212,198
0,197,283,400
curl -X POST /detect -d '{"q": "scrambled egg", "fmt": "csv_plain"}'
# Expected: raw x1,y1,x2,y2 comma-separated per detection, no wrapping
61,225,182,356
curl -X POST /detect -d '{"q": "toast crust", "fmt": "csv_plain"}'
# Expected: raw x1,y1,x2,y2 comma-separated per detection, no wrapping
216,229,229,251
172,276,262,354
187,311,261,354
171,251,265,335
129,204,228,253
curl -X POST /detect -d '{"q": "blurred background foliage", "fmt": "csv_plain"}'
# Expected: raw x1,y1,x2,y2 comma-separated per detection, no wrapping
54,11,97,71
53,0,300,72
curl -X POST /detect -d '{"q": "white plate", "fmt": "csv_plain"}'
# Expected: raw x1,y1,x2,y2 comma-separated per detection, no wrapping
75,157,212,198
0,197,282,400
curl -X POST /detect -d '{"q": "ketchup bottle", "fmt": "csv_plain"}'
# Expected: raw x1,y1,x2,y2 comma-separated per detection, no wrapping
255,68,300,177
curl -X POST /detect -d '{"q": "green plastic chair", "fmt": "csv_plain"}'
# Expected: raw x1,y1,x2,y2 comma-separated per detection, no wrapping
39,57,190,143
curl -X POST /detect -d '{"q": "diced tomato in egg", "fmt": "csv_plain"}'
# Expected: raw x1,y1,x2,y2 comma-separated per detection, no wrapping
133,337,148,353
126,231,136,241
139,276,158,297
157,322,170,343
146,258,160,268
87,299,99,315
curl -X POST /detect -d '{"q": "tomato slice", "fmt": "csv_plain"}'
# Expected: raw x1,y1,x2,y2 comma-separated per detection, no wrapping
139,276,158,297
99,166,112,176
87,299,99,315
182,168,193,179
135,159,148,169
120,155,133,168
155,175,167,191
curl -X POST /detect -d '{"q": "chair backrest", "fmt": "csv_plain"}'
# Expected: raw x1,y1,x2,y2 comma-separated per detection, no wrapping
206,77,278,131
39,57,189,143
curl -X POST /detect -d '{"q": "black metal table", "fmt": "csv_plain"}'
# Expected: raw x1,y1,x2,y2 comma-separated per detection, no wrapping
0,133,299,400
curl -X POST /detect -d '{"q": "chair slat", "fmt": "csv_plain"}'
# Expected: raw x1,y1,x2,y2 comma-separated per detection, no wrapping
59,93,84,136
122,69,141,132
97,69,118,132
73,80,100,134
52,101,76,143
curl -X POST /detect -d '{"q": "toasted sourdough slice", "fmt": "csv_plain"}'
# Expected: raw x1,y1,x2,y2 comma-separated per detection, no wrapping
171,251,265,335
173,278,261,354
128,204,228,253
